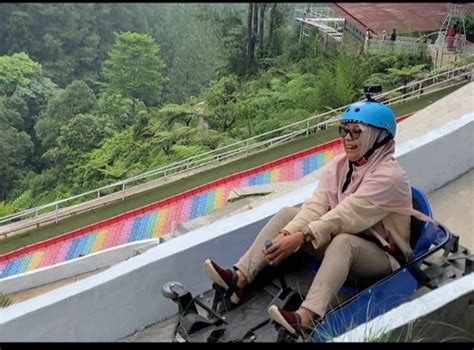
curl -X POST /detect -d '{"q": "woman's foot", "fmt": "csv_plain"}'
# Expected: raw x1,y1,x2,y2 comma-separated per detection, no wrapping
203,259,247,304
268,305,319,336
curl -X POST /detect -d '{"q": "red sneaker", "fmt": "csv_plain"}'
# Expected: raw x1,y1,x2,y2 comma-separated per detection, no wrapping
204,259,246,304
268,305,312,336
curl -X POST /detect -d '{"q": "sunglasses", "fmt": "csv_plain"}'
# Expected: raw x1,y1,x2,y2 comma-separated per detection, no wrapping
339,125,362,140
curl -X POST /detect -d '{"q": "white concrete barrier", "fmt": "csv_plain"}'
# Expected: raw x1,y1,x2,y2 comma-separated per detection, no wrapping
0,113,472,342
333,274,474,342
396,112,474,194
0,239,159,294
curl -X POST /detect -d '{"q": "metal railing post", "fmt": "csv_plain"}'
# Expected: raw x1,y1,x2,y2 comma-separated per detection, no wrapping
171,221,176,237
55,203,59,223
122,183,126,201
246,140,249,158
306,120,310,138
186,159,190,178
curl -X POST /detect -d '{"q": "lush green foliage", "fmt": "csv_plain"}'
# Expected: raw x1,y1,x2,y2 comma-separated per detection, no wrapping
0,52,41,96
0,3,453,211
101,32,166,110
0,116,33,199
465,15,474,42
35,80,97,151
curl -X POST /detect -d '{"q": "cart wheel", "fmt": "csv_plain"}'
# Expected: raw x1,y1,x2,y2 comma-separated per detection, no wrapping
162,281,186,299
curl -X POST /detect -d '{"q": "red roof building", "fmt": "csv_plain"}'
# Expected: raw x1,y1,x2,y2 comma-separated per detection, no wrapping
327,3,474,38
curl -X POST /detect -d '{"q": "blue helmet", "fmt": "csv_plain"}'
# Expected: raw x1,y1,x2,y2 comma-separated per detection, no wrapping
341,101,396,137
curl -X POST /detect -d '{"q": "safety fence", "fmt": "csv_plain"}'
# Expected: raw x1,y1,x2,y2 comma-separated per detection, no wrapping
0,106,424,279
0,112,417,279
0,138,346,278
1,62,471,235
365,34,423,55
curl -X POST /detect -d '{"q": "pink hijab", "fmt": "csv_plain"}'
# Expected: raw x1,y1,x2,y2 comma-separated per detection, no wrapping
319,124,431,241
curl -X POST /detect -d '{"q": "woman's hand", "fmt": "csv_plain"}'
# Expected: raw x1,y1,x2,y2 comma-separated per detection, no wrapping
262,232,304,265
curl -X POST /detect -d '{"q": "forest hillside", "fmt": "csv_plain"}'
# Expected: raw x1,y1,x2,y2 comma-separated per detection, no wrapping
1,3,472,216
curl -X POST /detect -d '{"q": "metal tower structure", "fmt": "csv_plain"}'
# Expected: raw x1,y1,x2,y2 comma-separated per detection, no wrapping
296,5,345,45
435,3,468,53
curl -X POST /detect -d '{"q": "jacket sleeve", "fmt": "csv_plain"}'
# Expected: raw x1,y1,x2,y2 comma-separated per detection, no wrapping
307,196,390,249
282,189,330,234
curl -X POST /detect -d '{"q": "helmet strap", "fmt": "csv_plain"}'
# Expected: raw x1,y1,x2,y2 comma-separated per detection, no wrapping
341,134,393,193
342,162,354,193
355,134,392,166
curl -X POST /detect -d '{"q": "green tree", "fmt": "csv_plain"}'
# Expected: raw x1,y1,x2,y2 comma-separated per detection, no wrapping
158,104,196,127
387,64,427,86
57,113,112,153
286,73,318,112
0,53,58,173
0,97,23,130
204,75,241,132
0,122,33,200
465,15,474,42
314,53,371,110
265,3,287,58
191,128,226,150
144,4,222,104
101,31,166,118
84,130,135,182
171,144,206,160
0,4,151,88
333,53,369,106
0,52,41,96
195,5,248,76
35,80,97,150
7,76,57,132
154,129,175,156
98,92,147,131
53,80,97,119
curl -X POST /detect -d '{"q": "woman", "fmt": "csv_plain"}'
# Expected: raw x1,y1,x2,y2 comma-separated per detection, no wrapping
446,24,458,51
203,100,426,337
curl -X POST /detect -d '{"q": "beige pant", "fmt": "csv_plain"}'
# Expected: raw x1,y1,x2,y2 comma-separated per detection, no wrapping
234,207,392,317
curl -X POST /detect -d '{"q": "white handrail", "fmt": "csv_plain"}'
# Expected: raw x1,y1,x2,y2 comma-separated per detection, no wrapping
1,62,472,229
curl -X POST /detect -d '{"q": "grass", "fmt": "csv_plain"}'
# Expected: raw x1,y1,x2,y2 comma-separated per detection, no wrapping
0,292,13,308
0,82,466,255
306,305,473,343
307,286,474,343
367,319,474,342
